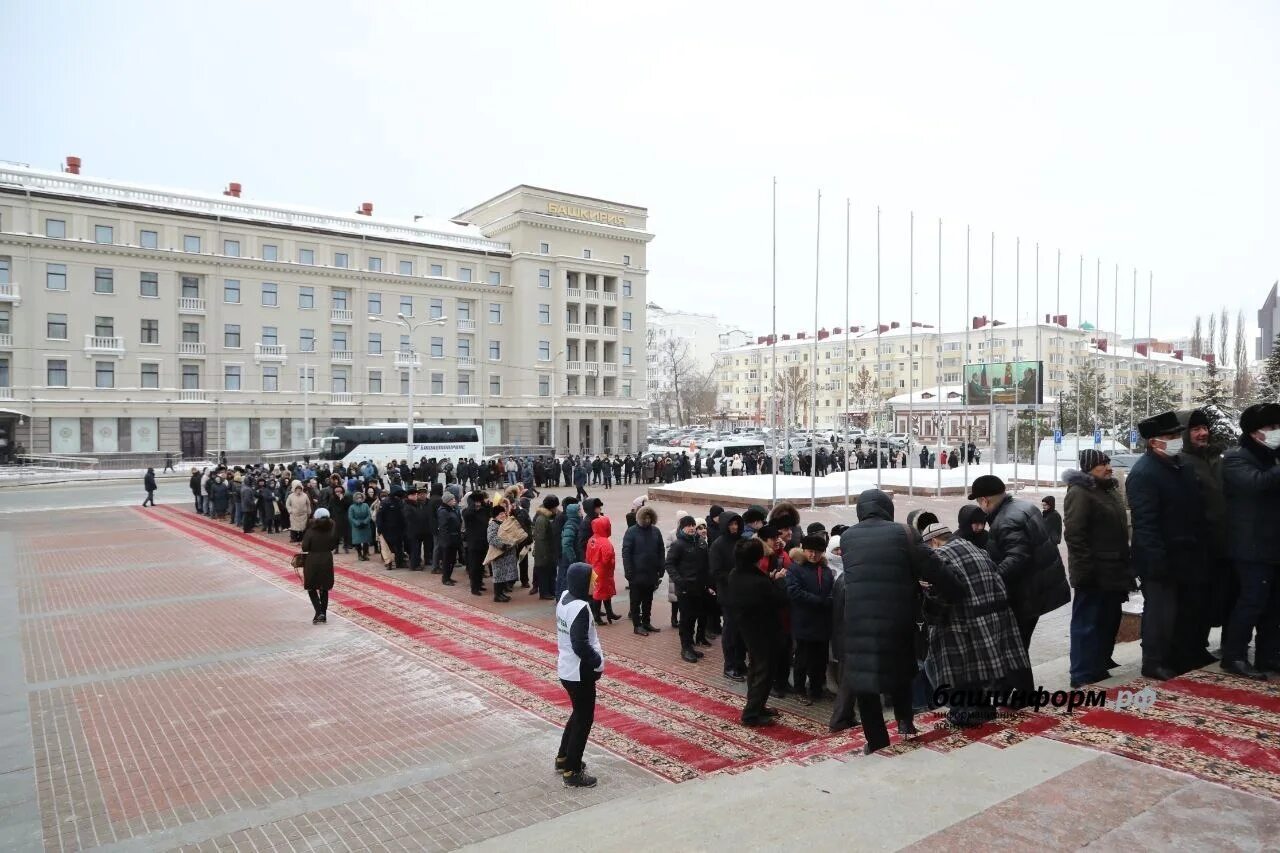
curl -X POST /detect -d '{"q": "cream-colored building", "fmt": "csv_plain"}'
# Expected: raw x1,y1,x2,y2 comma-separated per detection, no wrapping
0,159,651,459
714,316,1222,438
645,303,748,422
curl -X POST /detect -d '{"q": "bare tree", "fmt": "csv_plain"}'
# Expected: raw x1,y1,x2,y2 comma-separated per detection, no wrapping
679,369,718,424
658,337,696,426
1234,309,1253,404
1218,307,1230,370
848,365,881,428
773,364,812,429
1190,315,1203,359
1206,312,1217,362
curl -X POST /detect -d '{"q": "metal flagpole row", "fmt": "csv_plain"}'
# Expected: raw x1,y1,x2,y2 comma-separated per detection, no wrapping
1076,255,1083,441
908,211,915,497
1146,272,1153,417
988,232,995,476
770,177,778,507
876,207,882,490
844,197,851,507
1053,249,1061,487
1034,241,1041,488
1014,237,1021,486
1130,267,1137,441
963,225,970,488
936,217,943,498
810,190,821,510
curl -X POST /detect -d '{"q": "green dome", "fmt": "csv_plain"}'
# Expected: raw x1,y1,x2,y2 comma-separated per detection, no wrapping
1079,321,1095,331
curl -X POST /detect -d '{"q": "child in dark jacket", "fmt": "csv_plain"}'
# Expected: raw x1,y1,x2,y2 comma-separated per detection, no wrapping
786,534,836,704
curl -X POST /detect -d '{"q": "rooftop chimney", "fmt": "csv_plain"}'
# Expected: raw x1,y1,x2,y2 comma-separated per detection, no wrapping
1135,343,1149,356
223,182,242,198
797,331,807,340
972,315,988,330
1055,314,1068,328
832,327,842,335
890,321,900,329
64,155,81,175
1204,353,1216,365
357,202,374,216
781,334,791,341
817,329,830,340
1174,349,1184,361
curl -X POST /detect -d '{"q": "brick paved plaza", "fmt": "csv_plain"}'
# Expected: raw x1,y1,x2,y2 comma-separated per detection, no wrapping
3,480,1280,851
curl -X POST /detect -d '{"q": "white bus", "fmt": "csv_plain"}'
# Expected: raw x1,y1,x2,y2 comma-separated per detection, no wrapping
317,423,484,467
646,438,767,462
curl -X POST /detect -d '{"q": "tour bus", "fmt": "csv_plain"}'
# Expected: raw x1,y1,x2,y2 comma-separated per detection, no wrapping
645,438,767,463
317,423,485,467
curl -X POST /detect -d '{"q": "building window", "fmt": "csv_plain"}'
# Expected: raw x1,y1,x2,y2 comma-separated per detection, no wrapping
183,235,201,253
0,258,9,285
400,370,409,395
583,249,592,259
141,319,159,344
46,263,67,290
332,369,348,393
139,229,158,249
538,341,550,361
427,336,443,358
623,279,632,298
458,375,471,396
135,271,159,298
262,366,279,392
368,292,382,315
223,239,240,257
299,366,315,391
93,268,114,294
181,322,199,343
539,375,550,397
332,289,349,310
488,303,502,324
488,270,501,286
299,329,315,352
47,313,68,339
623,254,631,266
224,324,241,348
368,332,382,355
47,359,68,386
219,278,240,304
299,286,314,309
299,248,315,265
489,375,502,396
429,297,443,319
262,282,278,307
430,373,444,395
622,380,632,398
368,370,382,393
182,364,200,389
368,256,383,272
331,330,348,352
334,252,348,268
95,225,113,244
141,363,159,388
399,260,413,276
224,365,241,391
457,338,471,358
622,311,632,331
46,219,66,238
458,267,473,283
400,296,413,317
538,304,550,324
539,242,549,254
399,334,410,352
538,269,551,288
261,326,278,346
95,316,115,337
95,361,115,389
489,340,502,360
262,244,278,261
430,263,443,277
623,346,632,366
456,299,471,320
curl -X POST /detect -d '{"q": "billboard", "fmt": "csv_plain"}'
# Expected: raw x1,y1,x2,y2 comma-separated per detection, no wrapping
963,360,1043,405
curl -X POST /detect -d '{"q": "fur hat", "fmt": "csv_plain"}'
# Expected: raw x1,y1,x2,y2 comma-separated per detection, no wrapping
1138,410,1182,440
757,523,781,540
800,534,827,551
1240,403,1280,435
637,506,658,525
742,507,767,525
769,502,800,529
967,474,1006,500
541,495,560,509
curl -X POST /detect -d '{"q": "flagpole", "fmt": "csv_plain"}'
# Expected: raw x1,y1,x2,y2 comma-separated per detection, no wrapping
875,206,882,490
770,177,778,507
1130,267,1137,441
810,189,821,511
844,197,851,507
964,225,970,487
1053,248,1060,487
988,232,995,475
936,217,943,498
1034,241,1041,488
1146,272,1153,417
1093,258,1101,439
1076,254,1083,440
1014,237,1021,486
1113,262,1119,443
908,210,915,496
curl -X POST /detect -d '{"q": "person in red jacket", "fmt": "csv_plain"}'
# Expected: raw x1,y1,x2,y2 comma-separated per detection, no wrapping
586,515,622,625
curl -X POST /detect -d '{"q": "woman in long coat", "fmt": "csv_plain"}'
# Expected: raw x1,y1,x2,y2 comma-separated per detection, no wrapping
300,508,338,623
485,503,522,602
286,481,312,542
347,492,374,560
325,485,351,553
210,475,231,518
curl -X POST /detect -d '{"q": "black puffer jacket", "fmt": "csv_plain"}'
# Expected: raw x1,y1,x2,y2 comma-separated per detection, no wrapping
708,512,743,587
1126,450,1208,583
1222,437,1280,565
984,494,1071,621
1061,469,1133,591
666,529,711,594
838,489,963,693
621,507,665,587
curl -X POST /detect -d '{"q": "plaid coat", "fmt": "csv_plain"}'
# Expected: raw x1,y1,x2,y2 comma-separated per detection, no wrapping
923,538,1029,689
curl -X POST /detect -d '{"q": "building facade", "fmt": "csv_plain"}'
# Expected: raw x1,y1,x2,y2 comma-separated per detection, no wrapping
645,303,750,423
713,316,1223,437
0,160,650,459
1259,281,1279,360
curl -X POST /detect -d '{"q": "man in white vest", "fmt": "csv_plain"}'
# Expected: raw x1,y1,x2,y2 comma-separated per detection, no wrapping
556,561,605,787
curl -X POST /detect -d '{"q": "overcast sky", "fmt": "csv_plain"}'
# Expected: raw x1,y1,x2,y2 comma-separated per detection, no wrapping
4,1,1276,362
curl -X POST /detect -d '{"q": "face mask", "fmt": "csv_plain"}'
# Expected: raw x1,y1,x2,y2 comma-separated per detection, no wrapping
1159,437,1183,456
1261,429,1280,450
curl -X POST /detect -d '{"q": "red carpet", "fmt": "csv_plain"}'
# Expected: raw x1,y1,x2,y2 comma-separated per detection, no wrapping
146,507,1280,797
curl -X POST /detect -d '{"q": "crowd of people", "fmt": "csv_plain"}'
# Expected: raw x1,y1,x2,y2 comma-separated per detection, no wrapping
159,402,1280,789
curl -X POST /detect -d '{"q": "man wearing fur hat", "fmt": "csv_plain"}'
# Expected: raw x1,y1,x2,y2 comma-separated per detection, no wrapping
786,534,835,705
1219,403,1280,680
1177,408,1230,664
1126,410,1210,680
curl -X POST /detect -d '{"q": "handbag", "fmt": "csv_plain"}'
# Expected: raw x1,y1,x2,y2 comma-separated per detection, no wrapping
291,552,306,581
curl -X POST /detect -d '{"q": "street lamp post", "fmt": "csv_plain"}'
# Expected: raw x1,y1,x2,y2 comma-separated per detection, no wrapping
369,312,447,459
550,349,565,454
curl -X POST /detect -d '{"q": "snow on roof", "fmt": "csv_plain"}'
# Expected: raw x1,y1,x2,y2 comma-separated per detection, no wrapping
0,162,510,255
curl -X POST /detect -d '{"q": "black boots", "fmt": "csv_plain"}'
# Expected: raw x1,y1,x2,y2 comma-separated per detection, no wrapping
681,647,700,663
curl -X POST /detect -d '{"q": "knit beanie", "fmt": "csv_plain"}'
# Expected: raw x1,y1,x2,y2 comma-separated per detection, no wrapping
1078,449,1110,471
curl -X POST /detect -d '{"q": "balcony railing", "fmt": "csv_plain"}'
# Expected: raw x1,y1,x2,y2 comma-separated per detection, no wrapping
566,287,581,300
601,291,618,303
601,362,618,375
457,319,476,332
455,395,479,405
566,323,582,334
584,324,600,335
330,391,355,404
178,341,206,356
603,326,619,337
84,334,126,356
457,356,475,369
0,332,13,348
584,289,600,301
255,343,288,362
0,283,20,303
0,386,13,401
331,350,353,363
394,351,420,369
565,360,582,371
330,308,353,324
179,296,206,314
178,389,207,402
